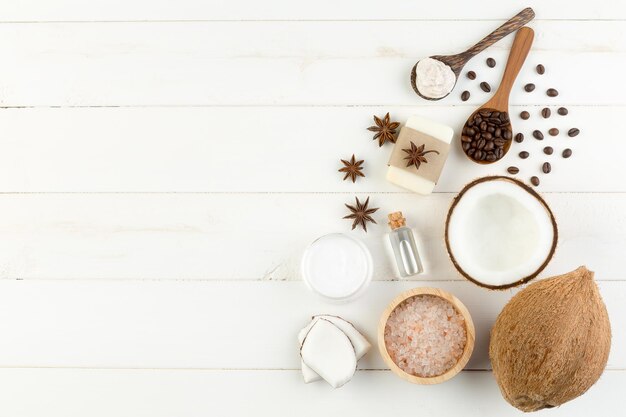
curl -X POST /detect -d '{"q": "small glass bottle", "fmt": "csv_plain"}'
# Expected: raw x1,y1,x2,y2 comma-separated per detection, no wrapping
387,212,423,278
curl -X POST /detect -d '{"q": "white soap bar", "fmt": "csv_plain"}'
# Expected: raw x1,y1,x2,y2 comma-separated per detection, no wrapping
386,115,454,195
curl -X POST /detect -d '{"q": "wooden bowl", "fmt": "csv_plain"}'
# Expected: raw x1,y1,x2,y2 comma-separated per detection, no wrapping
378,287,475,385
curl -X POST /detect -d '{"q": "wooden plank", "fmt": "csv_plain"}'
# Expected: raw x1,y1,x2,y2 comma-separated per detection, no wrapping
0,106,616,192
0,281,622,370
0,368,621,417
0,0,623,21
0,22,622,106
0,193,622,281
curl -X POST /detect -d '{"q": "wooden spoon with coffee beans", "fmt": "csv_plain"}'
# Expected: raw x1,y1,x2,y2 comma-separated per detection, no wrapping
411,7,535,100
461,27,534,164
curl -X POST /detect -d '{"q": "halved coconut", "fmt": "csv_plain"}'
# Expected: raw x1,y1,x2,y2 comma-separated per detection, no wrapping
445,176,557,289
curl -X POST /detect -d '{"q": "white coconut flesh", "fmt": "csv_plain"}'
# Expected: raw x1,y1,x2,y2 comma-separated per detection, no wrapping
298,315,370,383
447,179,555,287
300,318,357,389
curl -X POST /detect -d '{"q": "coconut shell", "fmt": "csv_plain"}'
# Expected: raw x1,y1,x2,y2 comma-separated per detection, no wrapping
489,266,611,412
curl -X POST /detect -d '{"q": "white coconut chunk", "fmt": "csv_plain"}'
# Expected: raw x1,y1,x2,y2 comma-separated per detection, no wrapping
298,320,322,383
298,314,372,384
312,315,371,359
298,315,370,383
447,178,556,287
300,318,357,388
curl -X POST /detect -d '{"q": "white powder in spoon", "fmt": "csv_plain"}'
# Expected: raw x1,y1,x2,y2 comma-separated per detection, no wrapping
414,57,457,99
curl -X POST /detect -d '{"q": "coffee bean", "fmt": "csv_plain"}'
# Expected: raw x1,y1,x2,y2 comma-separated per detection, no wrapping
461,91,470,101
558,107,568,116
524,83,535,92
536,64,545,75
542,162,552,174
562,148,572,158
515,133,524,143
467,71,476,80
544,146,553,155
547,88,559,97
520,111,530,120
486,57,496,68
533,130,544,140
541,108,551,118
568,128,580,137
461,110,511,162
519,151,529,159
480,82,491,92
548,128,559,136
531,176,540,186
507,166,519,175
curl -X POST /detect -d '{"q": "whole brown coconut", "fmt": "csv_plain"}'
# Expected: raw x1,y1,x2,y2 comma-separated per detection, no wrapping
489,266,611,412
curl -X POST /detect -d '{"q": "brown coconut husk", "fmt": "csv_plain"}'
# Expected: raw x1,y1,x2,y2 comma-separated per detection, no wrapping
489,266,611,412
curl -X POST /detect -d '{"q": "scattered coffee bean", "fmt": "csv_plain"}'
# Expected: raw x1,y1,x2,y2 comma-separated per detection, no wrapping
524,83,536,92
547,88,559,97
568,128,580,137
543,146,553,155
520,111,530,120
461,109,511,162
542,162,552,174
531,176,540,186
507,166,520,175
480,82,491,92
461,91,470,101
558,107,568,116
562,148,572,158
519,151,529,159
548,128,559,136
467,71,476,80
536,64,545,75
541,108,551,118
515,133,524,143
486,57,496,68
533,130,544,140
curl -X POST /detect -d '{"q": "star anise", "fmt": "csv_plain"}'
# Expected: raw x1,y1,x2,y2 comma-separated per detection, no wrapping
338,154,365,183
343,196,379,232
367,112,400,147
402,141,440,171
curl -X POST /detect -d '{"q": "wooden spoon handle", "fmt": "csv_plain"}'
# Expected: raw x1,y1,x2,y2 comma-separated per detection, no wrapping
492,27,534,109
462,7,535,60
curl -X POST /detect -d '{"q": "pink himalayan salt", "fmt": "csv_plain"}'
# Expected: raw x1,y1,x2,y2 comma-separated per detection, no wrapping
384,294,467,377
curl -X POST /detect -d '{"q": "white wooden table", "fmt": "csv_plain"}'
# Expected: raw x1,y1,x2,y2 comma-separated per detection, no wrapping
0,1,623,415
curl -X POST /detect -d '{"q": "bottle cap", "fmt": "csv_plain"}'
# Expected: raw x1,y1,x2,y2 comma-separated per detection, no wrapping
388,211,406,230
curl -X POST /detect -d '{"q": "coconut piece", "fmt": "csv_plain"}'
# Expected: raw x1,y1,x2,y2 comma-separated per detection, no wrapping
445,176,557,289
300,318,357,388
313,315,371,358
297,320,322,383
489,266,611,412
298,315,371,383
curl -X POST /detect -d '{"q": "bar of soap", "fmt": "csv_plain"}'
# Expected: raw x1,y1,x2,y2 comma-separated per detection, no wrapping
386,115,453,195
